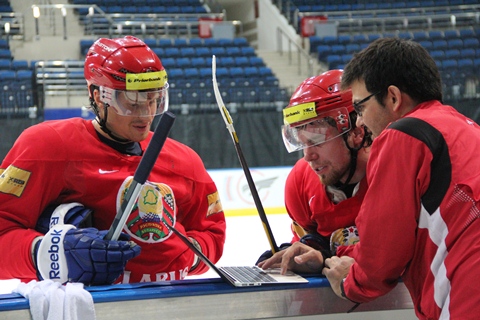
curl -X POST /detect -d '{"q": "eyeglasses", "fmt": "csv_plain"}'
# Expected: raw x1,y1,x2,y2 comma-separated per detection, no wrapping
353,91,379,116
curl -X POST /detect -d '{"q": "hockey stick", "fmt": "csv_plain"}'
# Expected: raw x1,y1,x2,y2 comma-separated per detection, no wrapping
105,111,176,240
212,55,279,253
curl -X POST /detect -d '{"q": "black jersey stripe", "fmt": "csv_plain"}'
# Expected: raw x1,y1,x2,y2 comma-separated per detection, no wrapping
387,117,451,215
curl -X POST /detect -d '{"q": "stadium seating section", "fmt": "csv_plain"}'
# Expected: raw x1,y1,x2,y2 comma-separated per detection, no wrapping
0,0,479,117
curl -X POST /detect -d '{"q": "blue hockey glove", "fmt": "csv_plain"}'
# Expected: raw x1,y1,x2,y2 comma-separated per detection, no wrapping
35,202,93,234
34,225,141,285
255,242,292,265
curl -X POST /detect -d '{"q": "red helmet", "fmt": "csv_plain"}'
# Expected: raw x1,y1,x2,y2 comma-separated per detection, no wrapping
84,36,168,95
282,70,354,152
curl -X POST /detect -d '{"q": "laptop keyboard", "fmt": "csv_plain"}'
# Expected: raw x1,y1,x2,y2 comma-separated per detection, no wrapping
221,266,277,283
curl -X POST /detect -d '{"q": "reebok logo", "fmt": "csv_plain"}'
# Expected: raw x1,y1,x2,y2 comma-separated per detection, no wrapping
99,169,119,174
47,229,63,279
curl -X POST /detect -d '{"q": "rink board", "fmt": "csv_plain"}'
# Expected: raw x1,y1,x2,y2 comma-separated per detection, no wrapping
0,276,414,319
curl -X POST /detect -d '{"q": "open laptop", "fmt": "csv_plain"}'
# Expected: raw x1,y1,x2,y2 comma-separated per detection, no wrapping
166,223,309,287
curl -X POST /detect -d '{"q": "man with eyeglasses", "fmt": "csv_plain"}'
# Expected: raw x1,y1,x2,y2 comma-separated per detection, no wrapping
0,36,226,286
256,70,372,272
308,38,480,319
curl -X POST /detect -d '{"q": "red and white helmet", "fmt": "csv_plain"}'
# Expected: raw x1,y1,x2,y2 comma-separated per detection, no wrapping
85,36,169,117
282,70,353,152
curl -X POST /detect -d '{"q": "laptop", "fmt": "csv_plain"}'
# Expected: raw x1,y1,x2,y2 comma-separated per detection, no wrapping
166,223,309,287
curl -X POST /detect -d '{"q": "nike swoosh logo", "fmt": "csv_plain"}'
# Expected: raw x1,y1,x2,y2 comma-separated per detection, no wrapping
98,169,119,174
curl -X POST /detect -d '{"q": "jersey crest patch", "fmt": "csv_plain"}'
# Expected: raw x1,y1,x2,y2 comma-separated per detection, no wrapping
118,177,176,243
0,166,31,197
207,191,223,217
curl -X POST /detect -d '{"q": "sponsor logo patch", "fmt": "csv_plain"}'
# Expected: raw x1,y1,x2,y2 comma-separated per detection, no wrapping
207,191,223,217
283,102,318,125
0,166,31,197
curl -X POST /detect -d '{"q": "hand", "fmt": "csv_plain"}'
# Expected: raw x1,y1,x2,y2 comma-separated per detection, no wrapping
258,242,324,275
34,225,141,285
255,242,292,265
322,255,355,298
36,202,93,234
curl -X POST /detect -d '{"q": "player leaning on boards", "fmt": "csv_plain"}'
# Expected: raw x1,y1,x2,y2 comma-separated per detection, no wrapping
257,70,371,271
0,36,226,285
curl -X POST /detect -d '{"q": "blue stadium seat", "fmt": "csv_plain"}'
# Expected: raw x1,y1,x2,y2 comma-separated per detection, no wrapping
418,40,433,50
180,47,196,58
188,38,203,47
165,47,181,58
447,39,463,50
195,47,211,58
229,67,244,78
234,56,249,67
460,48,476,59
0,59,11,70
443,30,459,40
225,47,241,57
176,57,191,68
233,37,248,47
248,57,264,67
429,50,446,60
345,43,360,54
240,47,255,57
199,67,212,79
352,34,368,44
173,38,188,47
161,58,175,69
413,31,429,41
211,47,226,57
218,38,234,47
203,38,217,47
158,38,173,48
191,57,207,68
153,48,165,58
167,68,185,79
184,68,200,79
432,40,448,50
444,49,461,60
243,67,259,78
428,30,444,40
463,38,480,49
218,56,235,67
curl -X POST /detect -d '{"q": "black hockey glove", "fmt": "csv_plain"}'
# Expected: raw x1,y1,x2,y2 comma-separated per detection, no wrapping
255,242,292,265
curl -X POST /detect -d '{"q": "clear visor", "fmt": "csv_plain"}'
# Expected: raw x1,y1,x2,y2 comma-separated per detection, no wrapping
282,107,351,153
99,84,169,117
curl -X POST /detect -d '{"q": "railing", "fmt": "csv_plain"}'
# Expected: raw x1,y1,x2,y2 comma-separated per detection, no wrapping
0,12,24,40
272,1,480,35
30,4,241,39
300,9,480,34
276,27,315,78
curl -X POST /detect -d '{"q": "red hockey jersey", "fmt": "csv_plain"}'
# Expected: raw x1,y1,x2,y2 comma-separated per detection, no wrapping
345,101,480,319
284,158,367,240
0,118,226,283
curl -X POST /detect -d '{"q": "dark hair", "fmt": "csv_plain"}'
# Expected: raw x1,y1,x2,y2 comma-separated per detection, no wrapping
341,37,443,105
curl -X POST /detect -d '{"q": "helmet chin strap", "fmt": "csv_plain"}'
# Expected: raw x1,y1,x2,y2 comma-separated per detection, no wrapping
337,132,367,187
91,99,131,143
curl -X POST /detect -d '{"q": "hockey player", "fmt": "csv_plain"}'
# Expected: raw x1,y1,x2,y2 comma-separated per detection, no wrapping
257,70,371,273
0,36,226,285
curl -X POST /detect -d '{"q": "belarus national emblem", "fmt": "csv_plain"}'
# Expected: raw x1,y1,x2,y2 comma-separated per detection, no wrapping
118,177,176,243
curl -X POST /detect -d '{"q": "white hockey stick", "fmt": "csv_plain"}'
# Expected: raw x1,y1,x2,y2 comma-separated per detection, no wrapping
212,55,279,253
